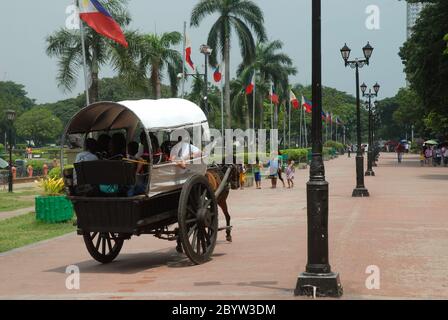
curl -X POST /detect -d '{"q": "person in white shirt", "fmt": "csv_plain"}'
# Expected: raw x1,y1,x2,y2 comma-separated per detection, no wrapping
73,138,98,185
170,136,201,161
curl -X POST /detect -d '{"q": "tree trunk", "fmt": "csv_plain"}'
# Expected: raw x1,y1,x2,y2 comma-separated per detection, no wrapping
224,37,231,129
151,65,161,99
245,98,250,130
89,47,99,103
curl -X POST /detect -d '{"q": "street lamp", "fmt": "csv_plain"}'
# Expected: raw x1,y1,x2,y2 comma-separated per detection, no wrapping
361,83,380,176
295,0,343,298
340,42,374,197
5,109,16,193
200,44,212,114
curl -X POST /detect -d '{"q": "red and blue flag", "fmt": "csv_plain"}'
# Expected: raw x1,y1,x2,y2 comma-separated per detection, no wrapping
79,0,128,47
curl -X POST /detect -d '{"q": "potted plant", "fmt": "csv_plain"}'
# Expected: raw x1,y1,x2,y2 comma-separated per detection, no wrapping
35,177,74,223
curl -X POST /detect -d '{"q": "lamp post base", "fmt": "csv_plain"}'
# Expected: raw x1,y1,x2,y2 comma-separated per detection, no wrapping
365,170,375,176
352,188,370,197
295,272,343,298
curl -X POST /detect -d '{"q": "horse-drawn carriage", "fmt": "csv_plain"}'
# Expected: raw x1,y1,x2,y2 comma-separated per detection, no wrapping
61,99,237,265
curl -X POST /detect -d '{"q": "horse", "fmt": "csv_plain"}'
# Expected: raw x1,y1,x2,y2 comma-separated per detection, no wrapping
205,164,241,242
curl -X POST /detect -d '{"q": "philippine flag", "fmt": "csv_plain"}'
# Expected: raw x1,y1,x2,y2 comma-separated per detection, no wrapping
302,96,312,113
245,73,255,95
290,90,299,109
269,85,279,104
213,65,222,83
321,111,326,121
79,0,128,47
185,34,195,70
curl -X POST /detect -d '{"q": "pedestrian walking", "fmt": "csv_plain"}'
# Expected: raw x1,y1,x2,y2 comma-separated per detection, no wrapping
286,160,295,189
267,154,279,189
424,146,432,166
396,143,405,163
347,145,352,158
442,146,448,167
253,159,263,189
434,146,442,166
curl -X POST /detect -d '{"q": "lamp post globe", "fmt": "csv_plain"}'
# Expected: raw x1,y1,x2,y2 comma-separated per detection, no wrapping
362,42,374,62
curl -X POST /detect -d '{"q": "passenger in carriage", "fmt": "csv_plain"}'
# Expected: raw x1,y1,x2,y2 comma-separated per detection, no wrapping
96,134,111,159
108,133,127,160
73,138,98,186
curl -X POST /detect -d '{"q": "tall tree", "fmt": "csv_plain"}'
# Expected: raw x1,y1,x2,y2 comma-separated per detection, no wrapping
238,40,296,129
191,0,267,129
399,0,448,137
114,32,182,99
46,0,131,103
15,108,63,146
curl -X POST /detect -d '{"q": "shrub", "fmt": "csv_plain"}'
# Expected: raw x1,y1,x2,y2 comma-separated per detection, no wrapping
324,140,345,153
36,177,65,196
280,149,309,163
48,167,61,179
0,143,4,154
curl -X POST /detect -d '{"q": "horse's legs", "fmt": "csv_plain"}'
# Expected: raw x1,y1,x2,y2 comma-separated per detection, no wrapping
218,192,232,242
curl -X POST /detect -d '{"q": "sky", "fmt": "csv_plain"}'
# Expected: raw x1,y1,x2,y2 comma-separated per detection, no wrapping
0,0,407,104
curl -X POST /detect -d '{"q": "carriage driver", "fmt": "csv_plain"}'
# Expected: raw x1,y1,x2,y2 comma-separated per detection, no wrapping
170,135,202,169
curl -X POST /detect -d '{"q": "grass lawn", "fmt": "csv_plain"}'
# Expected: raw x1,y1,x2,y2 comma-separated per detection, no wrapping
0,188,39,212
0,212,76,253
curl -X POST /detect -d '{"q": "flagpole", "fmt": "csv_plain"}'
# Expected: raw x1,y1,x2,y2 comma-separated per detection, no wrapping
288,91,291,148
283,103,286,149
270,84,273,130
181,21,186,99
253,73,256,131
304,108,308,148
330,113,333,141
77,0,90,106
299,98,303,148
221,78,224,138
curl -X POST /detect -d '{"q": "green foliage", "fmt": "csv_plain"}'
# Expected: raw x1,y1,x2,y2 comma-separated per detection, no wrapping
15,107,63,146
399,0,448,138
115,32,183,99
0,143,3,154
324,140,345,152
280,149,309,163
48,167,61,179
37,177,65,196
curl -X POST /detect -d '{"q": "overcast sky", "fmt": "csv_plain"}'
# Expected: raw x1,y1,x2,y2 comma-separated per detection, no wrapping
0,0,407,104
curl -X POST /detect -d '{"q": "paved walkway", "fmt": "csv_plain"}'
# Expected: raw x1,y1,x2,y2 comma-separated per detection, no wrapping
0,153,447,300
0,207,35,221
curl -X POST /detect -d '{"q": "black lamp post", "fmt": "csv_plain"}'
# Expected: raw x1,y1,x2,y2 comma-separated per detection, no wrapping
340,42,373,197
295,0,343,298
372,101,379,167
5,109,16,193
361,82,380,176
200,44,212,114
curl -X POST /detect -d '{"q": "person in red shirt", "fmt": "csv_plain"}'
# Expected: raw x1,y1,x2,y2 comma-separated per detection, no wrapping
396,143,405,163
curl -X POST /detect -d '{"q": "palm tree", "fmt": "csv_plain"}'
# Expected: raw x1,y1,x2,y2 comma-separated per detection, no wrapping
188,73,221,127
238,40,297,129
115,32,183,99
191,0,267,129
46,0,131,103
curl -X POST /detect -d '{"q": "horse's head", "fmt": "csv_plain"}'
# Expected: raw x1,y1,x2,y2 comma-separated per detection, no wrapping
224,164,241,190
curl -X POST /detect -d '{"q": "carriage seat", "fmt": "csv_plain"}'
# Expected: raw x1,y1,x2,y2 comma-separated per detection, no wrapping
74,160,136,188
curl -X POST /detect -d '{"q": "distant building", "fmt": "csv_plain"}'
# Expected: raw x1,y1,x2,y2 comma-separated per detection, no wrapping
407,2,428,39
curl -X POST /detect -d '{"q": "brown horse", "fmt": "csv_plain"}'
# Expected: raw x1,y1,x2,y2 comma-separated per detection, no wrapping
205,164,241,242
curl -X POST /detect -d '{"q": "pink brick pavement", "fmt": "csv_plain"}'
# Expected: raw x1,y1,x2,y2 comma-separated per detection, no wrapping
0,152,447,300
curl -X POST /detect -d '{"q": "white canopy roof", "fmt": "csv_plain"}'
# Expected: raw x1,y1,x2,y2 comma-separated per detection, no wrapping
65,99,208,134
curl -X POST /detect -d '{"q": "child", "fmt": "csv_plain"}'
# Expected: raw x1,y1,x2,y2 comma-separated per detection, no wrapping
253,159,263,189
419,151,425,167
239,164,247,190
286,160,296,189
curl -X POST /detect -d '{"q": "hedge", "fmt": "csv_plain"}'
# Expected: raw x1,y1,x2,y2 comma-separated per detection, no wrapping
324,140,345,153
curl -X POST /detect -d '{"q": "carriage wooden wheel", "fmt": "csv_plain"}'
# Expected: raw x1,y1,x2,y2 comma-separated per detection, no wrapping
177,175,219,265
83,232,124,264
